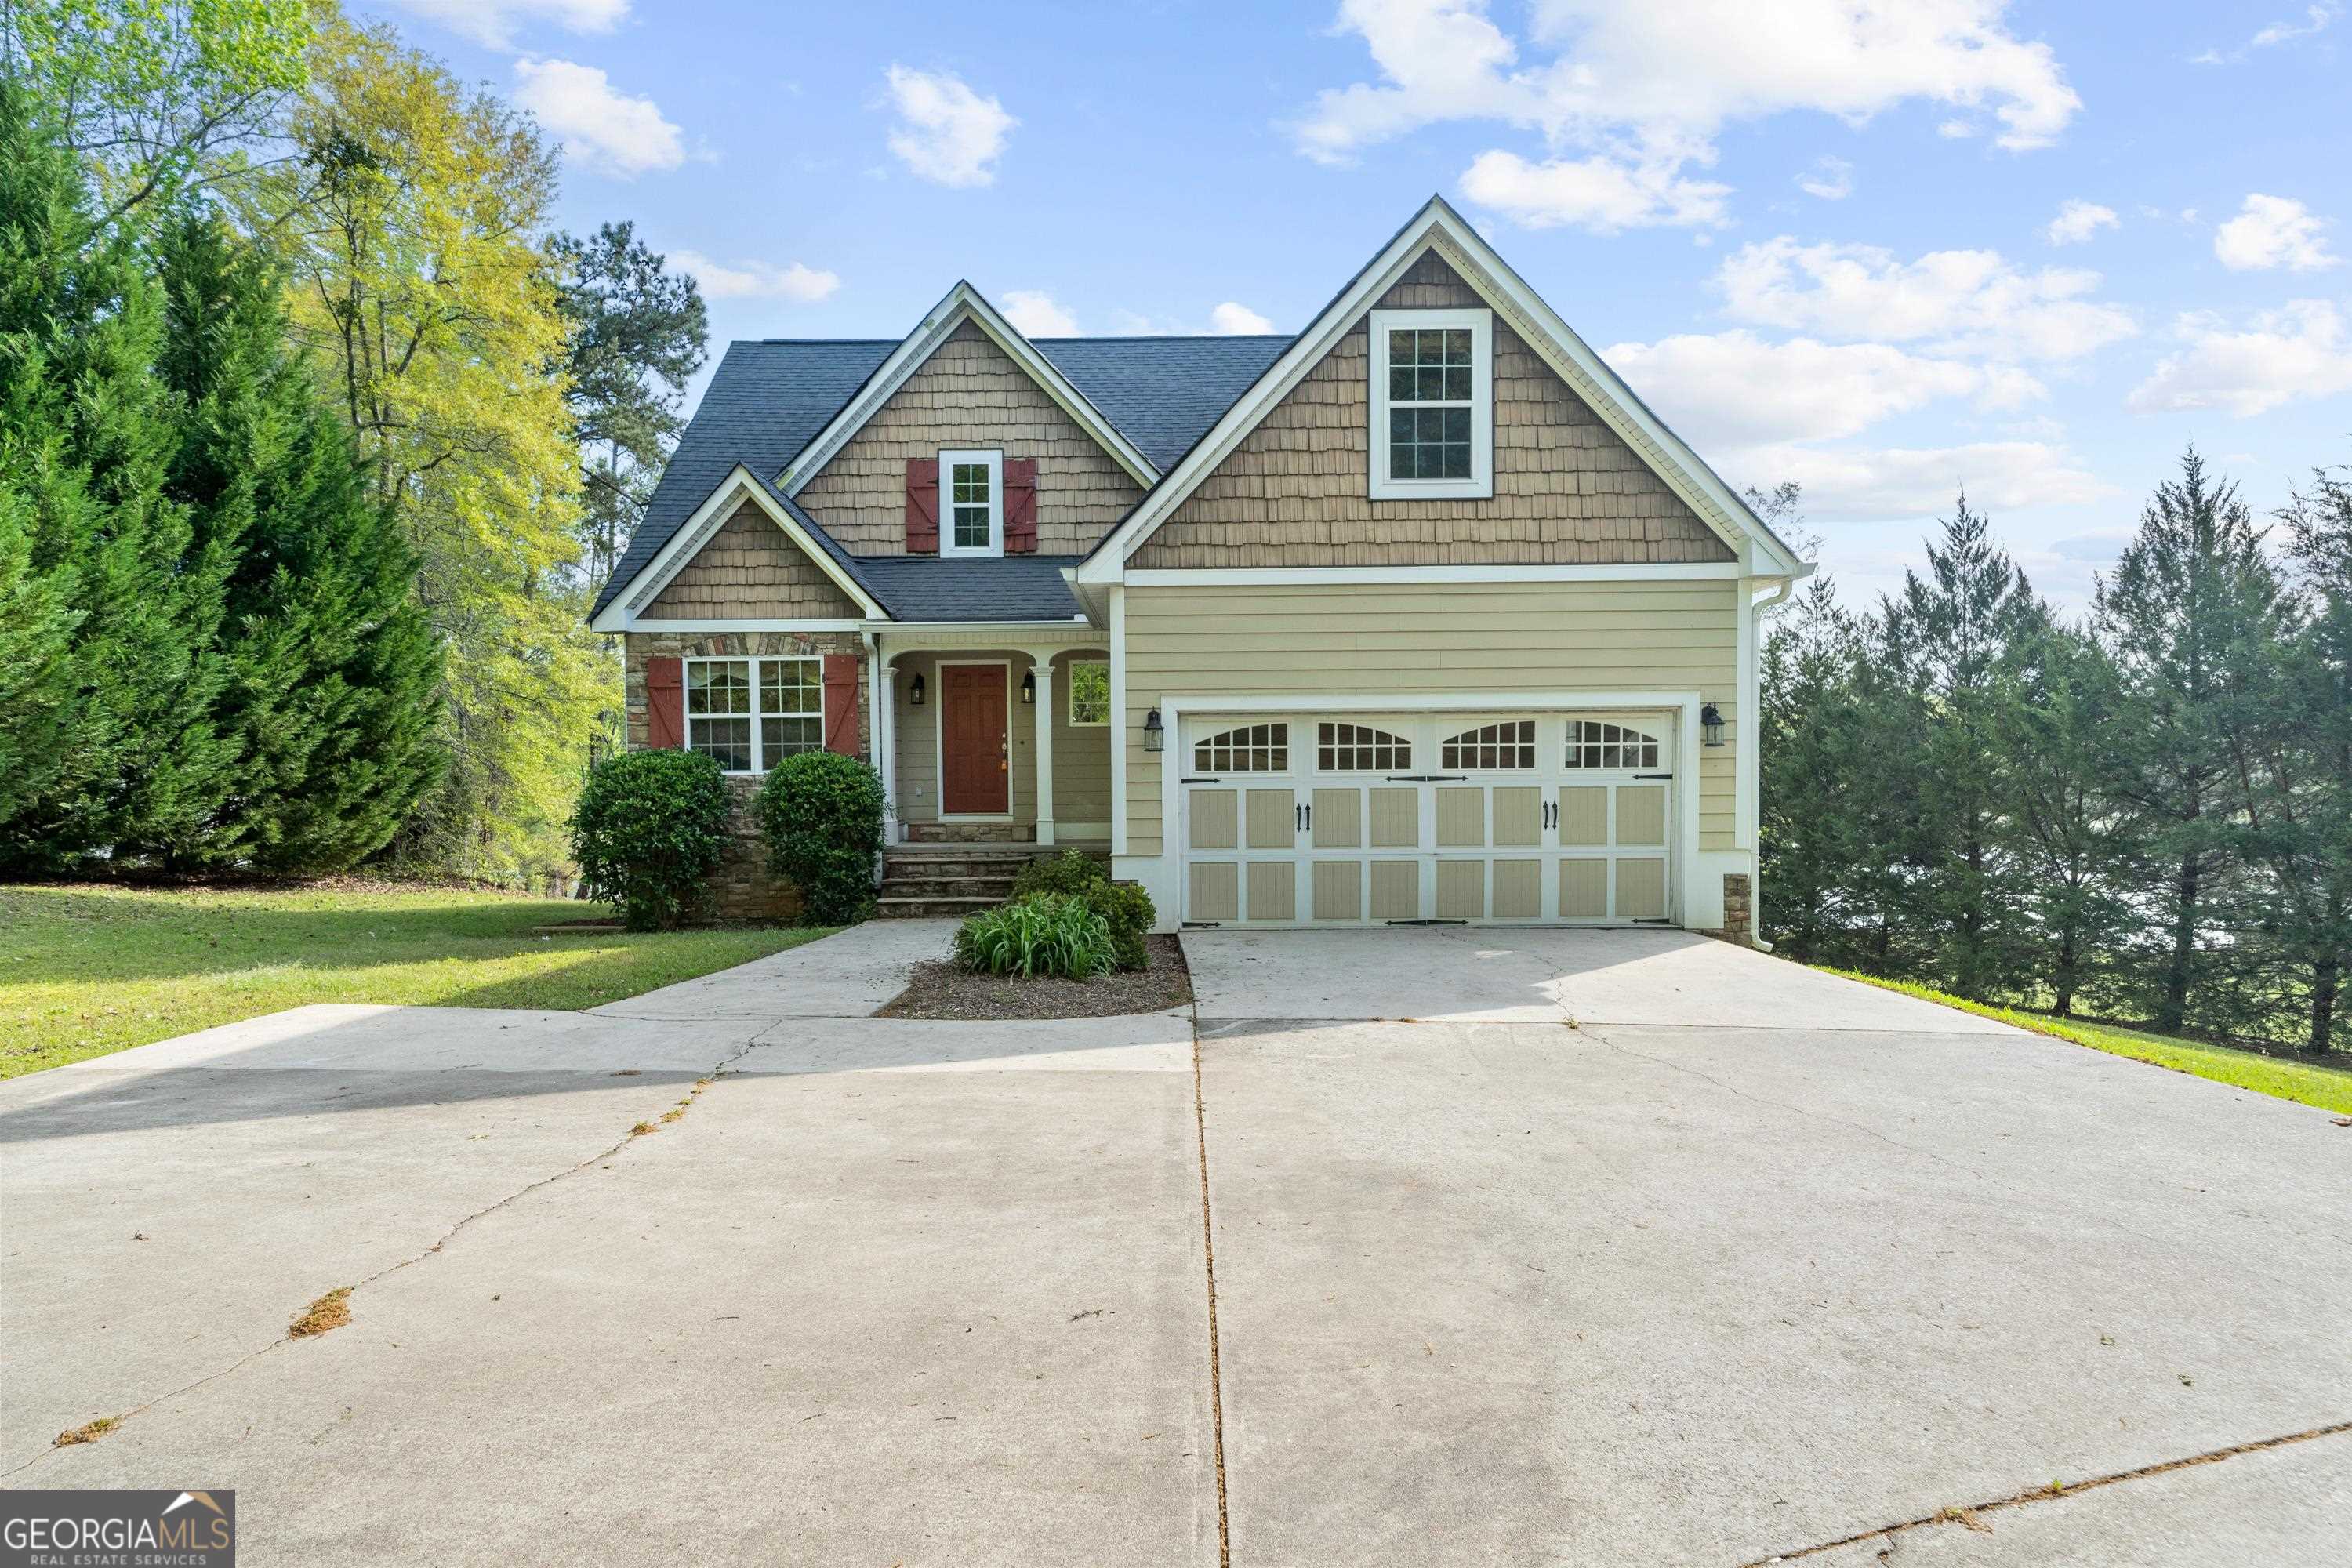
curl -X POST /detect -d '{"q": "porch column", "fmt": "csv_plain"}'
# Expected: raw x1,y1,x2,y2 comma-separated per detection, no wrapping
876,657,901,846
1028,654,1055,847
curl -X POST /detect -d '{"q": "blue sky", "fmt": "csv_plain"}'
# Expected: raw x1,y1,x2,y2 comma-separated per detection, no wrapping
359,1,2351,608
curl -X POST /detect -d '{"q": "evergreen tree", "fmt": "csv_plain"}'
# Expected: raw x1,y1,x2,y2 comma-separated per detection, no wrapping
1875,497,2041,998
0,80,232,869
2094,450,2285,1034
552,220,706,594
1759,575,1865,961
151,210,442,869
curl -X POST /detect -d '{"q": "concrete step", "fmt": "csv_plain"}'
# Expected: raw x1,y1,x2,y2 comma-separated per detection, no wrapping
878,876,1018,902
874,895,1003,920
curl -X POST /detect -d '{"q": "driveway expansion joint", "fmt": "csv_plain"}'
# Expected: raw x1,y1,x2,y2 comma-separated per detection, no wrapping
1739,1421,2352,1566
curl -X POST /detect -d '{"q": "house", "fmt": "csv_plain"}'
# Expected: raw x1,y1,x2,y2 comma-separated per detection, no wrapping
589,197,1810,937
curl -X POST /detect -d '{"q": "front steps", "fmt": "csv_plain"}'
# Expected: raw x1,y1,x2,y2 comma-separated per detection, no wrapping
873,840,1110,919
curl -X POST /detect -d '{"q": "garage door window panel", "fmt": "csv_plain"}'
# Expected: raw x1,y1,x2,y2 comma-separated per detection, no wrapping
1195,723,1290,773
1440,720,1535,771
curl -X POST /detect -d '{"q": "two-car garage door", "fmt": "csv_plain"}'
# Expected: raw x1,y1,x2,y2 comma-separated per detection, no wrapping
1180,712,1677,927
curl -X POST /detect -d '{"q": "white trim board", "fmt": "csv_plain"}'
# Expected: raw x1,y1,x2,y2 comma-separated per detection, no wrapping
590,466,887,631
779,283,1157,497
1125,562,1764,586
1076,196,1808,585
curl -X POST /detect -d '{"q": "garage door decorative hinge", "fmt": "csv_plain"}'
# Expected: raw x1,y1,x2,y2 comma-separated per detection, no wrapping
1632,916,1673,925
1384,774,1468,782
1385,919,1468,926
1181,920,1225,928
1181,776,1221,784
1633,771,1674,779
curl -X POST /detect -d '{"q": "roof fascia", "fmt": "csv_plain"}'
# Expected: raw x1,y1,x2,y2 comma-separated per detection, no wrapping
776,283,1159,497
588,465,890,631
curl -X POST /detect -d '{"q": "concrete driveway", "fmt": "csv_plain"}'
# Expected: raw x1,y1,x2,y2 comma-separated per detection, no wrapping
4,924,2347,1566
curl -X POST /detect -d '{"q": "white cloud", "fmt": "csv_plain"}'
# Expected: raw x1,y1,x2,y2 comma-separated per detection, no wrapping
393,0,628,49
2212,194,2339,272
882,65,1015,188
1731,441,2114,518
512,59,683,178
1795,155,1854,201
1715,236,2136,361
2044,199,2118,246
1001,290,1080,336
1460,149,1730,231
670,252,839,303
2127,301,2352,417
1604,332,2042,449
1298,1,2079,232
2193,4,2339,62
1210,302,1277,334
1936,117,1977,139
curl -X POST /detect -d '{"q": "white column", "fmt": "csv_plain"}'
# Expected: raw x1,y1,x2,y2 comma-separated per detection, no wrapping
877,659,901,846
1029,653,1055,847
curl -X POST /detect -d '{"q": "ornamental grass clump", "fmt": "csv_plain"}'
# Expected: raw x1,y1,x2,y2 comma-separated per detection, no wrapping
954,893,1116,980
1007,848,1155,971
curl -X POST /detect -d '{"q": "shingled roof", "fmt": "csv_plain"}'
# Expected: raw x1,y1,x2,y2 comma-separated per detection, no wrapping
592,332,1293,621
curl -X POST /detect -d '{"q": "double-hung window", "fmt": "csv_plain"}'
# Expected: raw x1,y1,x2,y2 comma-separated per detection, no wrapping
685,655,822,773
1367,307,1492,499
1067,660,1110,726
940,448,1003,557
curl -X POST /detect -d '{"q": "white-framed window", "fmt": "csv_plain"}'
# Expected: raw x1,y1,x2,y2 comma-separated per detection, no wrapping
1316,722,1411,771
940,448,1003,557
1368,307,1492,500
1439,720,1535,771
1067,660,1109,726
1194,723,1290,773
1566,720,1660,770
685,655,823,773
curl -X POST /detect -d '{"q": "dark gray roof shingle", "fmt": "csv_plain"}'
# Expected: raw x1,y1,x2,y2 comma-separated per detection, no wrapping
591,332,1293,619
856,555,1087,623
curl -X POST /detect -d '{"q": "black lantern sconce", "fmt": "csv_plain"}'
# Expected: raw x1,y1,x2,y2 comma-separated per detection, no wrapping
909,673,926,707
1143,708,1165,752
1020,670,1036,705
1700,702,1725,747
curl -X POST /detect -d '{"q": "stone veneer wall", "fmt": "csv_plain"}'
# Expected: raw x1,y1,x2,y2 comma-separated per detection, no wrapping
623,630,869,920
1721,873,1753,946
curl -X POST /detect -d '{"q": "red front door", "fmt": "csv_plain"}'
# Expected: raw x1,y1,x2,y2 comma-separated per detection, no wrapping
939,664,1009,815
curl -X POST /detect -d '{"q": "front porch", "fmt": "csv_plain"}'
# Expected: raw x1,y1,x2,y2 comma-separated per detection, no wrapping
873,625,1112,853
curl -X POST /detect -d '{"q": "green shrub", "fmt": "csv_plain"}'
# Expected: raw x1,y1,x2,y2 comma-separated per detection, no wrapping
954,893,1115,979
756,751,884,925
1083,880,1155,971
569,749,732,931
1013,847,1108,899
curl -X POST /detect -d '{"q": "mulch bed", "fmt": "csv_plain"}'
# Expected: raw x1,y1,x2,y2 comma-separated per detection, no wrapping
877,933,1192,1021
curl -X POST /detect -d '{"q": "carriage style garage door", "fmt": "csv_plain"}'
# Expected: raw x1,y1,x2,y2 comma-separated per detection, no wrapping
1179,712,1677,927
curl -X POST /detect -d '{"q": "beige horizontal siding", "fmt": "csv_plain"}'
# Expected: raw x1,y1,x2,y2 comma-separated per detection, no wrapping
1121,580,1741,858
647,503,862,619
797,321,1144,557
1130,250,1733,569
887,648,1112,829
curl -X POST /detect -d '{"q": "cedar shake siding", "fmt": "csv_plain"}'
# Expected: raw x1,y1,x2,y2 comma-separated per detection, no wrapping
794,321,1145,557
644,503,864,619
1130,251,1733,568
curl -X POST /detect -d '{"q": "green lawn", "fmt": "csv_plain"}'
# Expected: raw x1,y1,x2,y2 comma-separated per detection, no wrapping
0,884,836,1079
1819,967,2352,1116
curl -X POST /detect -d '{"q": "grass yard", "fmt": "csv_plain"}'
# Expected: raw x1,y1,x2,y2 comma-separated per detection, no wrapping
0,884,836,1079
1821,967,2352,1117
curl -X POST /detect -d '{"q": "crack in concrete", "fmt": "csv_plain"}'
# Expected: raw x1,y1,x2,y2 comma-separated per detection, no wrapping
5,1029,772,1475
1189,999,1233,1568
1740,1421,2352,1565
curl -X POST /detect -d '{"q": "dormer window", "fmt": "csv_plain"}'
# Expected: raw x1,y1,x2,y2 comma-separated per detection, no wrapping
1368,307,1492,500
941,448,1003,556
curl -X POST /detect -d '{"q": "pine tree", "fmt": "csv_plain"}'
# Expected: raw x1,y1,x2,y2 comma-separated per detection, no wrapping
0,80,232,869
1875,497,2041,998
1759,575,1866,960
151,209,443,869
2095,450,2286,1034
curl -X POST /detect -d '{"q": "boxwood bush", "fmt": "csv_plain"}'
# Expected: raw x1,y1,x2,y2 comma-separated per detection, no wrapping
757,751,884,925
955,893,1115,979
1009,848,1153,971
569,749,733,931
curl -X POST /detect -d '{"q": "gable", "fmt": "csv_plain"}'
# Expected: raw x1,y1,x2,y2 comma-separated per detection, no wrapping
646,500,865,619
793,320,1147,557
1131,252,1733,569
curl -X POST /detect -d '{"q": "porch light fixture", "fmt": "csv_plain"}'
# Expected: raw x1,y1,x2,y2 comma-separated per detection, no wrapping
1143,708,1165,752
1701,703,1725,747
1020,670,1035,705
909,673,925,707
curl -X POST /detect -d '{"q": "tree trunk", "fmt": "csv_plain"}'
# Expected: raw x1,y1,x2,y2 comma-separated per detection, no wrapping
2161,848,2198,1032
2054,927,2078,1018
2312,952,2340,1057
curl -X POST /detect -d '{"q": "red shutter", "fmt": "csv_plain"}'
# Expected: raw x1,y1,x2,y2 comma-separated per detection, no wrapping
1004,458,1038,554
905,458,939,553
822,653,861,757
644,656,684,749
